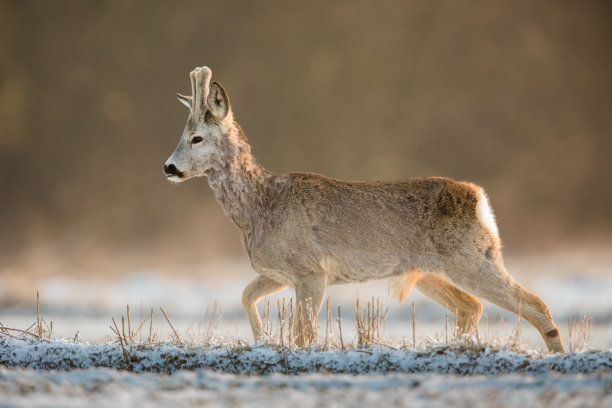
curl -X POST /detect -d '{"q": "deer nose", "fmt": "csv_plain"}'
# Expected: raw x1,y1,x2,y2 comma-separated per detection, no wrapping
164,163,179,176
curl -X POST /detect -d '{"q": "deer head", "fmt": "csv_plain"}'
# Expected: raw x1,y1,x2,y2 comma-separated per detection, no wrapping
164,66,233,182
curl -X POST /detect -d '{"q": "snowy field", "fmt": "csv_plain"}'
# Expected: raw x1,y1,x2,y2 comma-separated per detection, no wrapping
2,367,611,408
1,247,612,407
1,338,611,408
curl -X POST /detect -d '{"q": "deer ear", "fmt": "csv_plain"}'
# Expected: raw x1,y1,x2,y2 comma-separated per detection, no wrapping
176,93,192,109
207,81,230,119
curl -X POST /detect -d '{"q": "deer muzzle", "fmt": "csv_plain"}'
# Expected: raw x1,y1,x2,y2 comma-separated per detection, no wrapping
163,163,184,179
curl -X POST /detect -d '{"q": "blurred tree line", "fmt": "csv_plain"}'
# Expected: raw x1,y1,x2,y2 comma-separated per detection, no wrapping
0,0,610,275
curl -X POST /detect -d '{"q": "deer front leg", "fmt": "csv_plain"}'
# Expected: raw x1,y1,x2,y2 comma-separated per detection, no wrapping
242,276,286,341
294,274,327,347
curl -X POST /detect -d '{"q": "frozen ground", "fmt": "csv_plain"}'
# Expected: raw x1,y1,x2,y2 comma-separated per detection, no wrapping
1,367,611,408
3,338,612,374
0,338,611,408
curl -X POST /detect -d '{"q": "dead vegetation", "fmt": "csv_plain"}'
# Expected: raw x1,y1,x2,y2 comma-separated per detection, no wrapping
568,314,593,352
0,291,53,342
0,291,598,357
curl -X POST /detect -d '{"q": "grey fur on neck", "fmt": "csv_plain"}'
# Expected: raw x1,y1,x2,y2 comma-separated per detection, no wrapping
206,123,288,249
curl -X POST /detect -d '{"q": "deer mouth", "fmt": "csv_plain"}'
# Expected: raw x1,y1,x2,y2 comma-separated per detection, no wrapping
166,171,185,179
166,174,185,182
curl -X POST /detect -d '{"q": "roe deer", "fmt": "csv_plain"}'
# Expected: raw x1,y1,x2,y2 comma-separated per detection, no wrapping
164,66,564,352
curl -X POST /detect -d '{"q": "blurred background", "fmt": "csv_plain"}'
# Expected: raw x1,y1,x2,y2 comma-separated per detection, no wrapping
1,1,611,346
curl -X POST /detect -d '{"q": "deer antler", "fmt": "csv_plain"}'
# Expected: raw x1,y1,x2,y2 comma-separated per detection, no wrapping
189,66,212,113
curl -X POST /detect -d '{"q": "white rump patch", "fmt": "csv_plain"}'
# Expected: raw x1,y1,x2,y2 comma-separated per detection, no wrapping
476,189,499,238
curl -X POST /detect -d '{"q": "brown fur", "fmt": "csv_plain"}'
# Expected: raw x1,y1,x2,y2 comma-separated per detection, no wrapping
164,66,565,352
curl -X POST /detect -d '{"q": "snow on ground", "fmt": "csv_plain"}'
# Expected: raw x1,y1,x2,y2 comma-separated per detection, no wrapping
1,338,611,408
2,338,611,375
1,366,611,408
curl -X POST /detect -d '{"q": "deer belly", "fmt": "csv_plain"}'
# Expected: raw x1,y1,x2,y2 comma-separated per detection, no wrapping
321,252,411,285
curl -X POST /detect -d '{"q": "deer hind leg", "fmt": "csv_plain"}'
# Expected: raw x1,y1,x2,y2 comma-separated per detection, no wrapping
294,274,327,347
416,273,483,335
390,268,420,304
453,260,565,353
242,275,287,342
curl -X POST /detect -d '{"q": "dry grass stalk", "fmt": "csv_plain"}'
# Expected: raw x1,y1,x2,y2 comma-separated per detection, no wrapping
412,301,416,348
0,293,53,341
261,299,270,339
482,313,490,344
36,291,41,338
199,300,222,344
12,291,53,341
198,304,205,339
568,314,592,352
277,299,284,348
114,306,156,346
148,308,154,343
159,307,182,345
111,317,129,364
127,305,133,344
0,326,45,340
122,315,133,354
337,304,344,350
445,306,449,343
307,298,317,344
297,300,305,346
130,311,150,343
288,298,294,348
355,297,389,347
356,298,363,346
323,297,332,350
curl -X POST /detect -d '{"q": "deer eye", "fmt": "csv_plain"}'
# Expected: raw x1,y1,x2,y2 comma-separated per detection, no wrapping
191,136,203,144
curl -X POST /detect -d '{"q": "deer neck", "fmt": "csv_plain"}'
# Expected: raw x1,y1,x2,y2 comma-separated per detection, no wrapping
206,126,278,236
